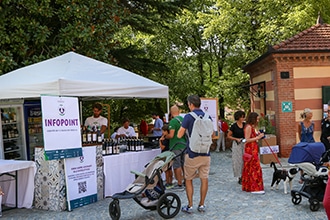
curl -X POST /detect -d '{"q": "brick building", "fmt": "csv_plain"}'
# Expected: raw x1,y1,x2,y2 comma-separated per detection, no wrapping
243,18,330,157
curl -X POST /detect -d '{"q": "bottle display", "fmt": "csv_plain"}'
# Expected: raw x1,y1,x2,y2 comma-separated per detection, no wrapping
1,105,27,160
81,125,105,145
24,104,43,161
102,139,120,155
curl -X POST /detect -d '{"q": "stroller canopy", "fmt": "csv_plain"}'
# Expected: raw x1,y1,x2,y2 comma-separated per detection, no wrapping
288,142,325,165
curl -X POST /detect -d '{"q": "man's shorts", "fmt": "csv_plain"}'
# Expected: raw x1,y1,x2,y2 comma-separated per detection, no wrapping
184,154,211,180
172,149,185,169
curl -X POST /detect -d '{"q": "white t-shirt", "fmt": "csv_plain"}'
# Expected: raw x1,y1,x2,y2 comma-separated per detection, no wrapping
117,126,136,137
84,116,108,130
110,132,118,140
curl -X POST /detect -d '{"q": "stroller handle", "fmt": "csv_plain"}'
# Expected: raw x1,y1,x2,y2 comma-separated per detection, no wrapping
169,141,187,152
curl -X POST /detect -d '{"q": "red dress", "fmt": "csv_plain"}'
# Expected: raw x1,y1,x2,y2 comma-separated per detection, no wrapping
242,125,264,192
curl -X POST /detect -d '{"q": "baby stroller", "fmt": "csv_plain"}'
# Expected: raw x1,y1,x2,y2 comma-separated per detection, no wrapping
108,150,182,220
288,142,328,211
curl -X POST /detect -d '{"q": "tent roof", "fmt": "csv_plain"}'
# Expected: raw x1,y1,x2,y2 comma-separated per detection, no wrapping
0,52,168,100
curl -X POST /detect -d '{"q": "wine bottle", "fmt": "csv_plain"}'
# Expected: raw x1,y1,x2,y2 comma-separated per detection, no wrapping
102,139,106,155
82,126,87,144
141,139,144,151
97,126,102,143
92,126,97,143
87,126,92,143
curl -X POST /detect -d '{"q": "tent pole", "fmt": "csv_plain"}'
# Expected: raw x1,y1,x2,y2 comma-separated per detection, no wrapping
167,97,170,115
79,100,83,127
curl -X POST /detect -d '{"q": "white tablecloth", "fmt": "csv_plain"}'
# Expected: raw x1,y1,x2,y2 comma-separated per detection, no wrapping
103,149,161,197
0,160,36,208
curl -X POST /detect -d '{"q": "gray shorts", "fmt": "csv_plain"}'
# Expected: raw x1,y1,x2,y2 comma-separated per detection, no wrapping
172,149,185,169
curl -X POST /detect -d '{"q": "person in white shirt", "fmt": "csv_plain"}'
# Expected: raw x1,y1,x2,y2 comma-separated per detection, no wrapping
110,127,120,140
116,118,136,138
84,103,108,135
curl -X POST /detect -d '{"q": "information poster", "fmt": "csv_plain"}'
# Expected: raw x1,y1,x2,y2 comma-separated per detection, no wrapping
41,95,82,160
64,146,97,211
201,98,219,138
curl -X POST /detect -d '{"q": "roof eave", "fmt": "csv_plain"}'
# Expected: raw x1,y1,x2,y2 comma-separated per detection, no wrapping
243,49,330,73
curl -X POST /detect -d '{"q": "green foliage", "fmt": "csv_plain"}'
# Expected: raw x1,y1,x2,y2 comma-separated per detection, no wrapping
0,0,126,74
258,115,276,135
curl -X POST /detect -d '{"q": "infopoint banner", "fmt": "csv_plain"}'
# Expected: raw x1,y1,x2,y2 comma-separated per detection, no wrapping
41,95,82,160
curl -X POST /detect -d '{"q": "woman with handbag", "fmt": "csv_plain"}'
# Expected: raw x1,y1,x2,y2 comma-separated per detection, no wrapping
227,110,246,184
241,112,265,194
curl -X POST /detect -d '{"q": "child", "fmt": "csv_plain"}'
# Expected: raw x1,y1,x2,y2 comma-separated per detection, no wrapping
159,124,174,189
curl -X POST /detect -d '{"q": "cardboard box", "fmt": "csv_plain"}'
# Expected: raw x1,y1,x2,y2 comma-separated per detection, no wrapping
259,134,277,147
260,153,278,164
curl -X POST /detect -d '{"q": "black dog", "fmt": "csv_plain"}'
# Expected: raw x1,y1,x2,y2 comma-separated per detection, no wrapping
270,162,299,194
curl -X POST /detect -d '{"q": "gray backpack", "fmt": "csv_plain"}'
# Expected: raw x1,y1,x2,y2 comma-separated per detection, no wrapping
189,112,213,154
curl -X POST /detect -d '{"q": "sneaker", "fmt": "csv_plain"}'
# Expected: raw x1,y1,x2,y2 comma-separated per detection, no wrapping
251,190,265,195
165,183,174,189
171,184,185,191
181,205,193,214
197,205,206,212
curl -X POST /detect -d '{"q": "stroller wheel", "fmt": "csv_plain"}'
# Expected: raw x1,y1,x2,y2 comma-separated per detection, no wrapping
291,192,302,205
309,199,320,211
109,199,121,220
157,192,181,219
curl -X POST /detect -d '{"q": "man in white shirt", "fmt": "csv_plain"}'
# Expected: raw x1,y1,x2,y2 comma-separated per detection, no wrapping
116,118,136,138
84,103,108,136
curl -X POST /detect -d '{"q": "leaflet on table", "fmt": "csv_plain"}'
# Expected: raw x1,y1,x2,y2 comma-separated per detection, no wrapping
41,95,82,160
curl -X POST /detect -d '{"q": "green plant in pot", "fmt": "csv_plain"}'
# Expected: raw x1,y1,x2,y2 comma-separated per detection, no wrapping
258,114,275,134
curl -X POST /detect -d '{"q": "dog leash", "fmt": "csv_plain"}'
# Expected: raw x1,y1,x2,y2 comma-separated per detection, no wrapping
263,138,282,167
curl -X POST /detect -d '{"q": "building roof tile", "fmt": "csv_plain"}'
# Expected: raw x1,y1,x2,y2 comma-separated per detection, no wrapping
272,23,330,51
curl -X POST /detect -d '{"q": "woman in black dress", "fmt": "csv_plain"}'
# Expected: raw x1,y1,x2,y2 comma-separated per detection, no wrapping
227,110,245,184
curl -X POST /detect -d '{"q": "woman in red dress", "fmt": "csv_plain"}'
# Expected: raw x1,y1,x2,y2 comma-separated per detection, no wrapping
242,112,265,194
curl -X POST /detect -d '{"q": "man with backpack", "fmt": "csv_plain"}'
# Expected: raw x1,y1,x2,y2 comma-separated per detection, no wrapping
177,95,215,214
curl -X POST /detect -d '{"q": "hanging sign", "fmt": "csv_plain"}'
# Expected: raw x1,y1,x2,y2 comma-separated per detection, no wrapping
41,95,82,160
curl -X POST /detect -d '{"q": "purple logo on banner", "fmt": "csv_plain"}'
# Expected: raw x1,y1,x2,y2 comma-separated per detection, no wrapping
59,103,65,116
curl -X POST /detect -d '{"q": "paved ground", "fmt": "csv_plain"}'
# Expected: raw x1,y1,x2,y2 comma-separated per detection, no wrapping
1,150,328,219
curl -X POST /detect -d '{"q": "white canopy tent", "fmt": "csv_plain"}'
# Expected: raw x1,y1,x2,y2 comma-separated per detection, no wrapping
0,52,169,102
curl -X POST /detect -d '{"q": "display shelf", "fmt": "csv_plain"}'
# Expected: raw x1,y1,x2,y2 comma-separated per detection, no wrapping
0,104,27,160
1,122,18,125
3,138,19,141
4,148,21,153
